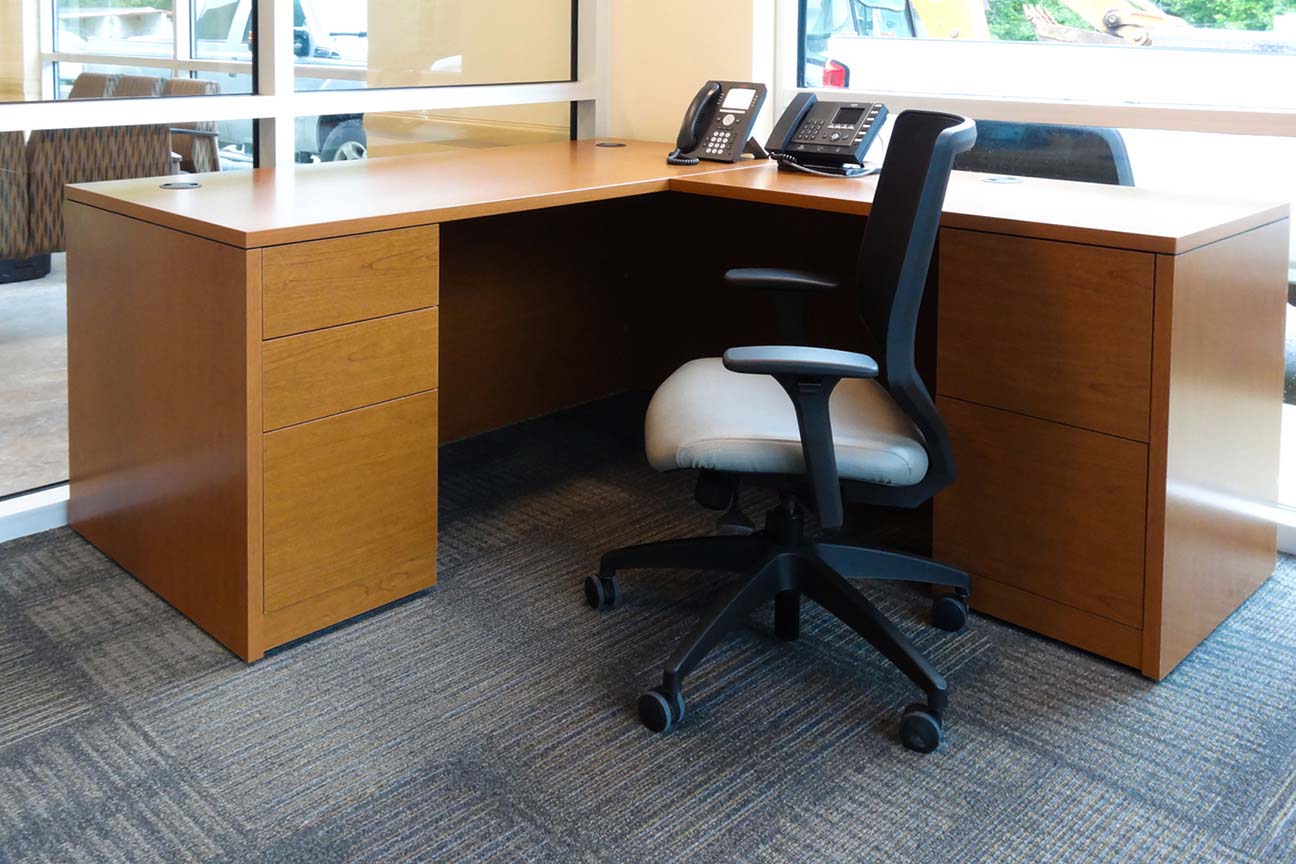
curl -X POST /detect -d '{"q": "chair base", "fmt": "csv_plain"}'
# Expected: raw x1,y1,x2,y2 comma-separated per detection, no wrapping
0,253,51,284
591,499,969,753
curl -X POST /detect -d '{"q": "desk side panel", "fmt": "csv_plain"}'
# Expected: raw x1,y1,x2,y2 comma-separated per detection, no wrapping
66,202,258,659
1144,219,1288,678
437,201,638,442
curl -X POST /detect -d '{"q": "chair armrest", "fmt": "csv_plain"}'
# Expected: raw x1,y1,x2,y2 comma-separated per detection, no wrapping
723,268,840,293
722,346,879,532
724,269,841,344
722,346,878,379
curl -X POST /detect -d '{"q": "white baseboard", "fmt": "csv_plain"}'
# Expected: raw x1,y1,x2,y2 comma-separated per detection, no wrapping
0,485,69,544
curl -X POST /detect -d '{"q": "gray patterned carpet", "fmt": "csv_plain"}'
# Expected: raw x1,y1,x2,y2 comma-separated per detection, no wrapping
2,395,1295,863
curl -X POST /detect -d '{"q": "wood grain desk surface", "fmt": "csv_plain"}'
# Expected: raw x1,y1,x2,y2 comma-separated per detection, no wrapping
66,139,759,249
673,165,1289,255
68,137,1288,253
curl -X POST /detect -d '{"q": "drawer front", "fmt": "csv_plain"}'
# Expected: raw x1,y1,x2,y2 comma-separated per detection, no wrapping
263,308,438,431
263,225,439,338
937,229,1154,442
263,391,437,613
933,396,1148,628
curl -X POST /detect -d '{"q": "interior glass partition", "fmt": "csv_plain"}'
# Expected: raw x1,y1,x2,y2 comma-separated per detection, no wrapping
293,0,574,93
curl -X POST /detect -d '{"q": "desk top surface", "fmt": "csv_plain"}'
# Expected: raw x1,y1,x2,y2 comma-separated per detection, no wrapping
69,138,1288,254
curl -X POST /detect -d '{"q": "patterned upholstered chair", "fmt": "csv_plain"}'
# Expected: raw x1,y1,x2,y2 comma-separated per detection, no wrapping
67,72,120,99
25,125,172,254
0,130,51,283
114,75,164,98
162,78,223,173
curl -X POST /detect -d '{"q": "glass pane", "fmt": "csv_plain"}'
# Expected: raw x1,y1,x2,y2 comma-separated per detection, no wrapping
194,0,249,53
801,0,1296,86
1,0,254,102
294,102,570,163
55,0,177,58
295,0,573,92
0,119,251,498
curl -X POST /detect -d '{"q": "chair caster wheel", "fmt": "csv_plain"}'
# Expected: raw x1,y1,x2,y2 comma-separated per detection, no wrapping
931,593,968,632
584,572,619,610
638,687,685,733
899,703,943,754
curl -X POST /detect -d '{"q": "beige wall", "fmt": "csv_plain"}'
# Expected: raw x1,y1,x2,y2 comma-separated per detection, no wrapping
0,0,40,102
607,0,775,142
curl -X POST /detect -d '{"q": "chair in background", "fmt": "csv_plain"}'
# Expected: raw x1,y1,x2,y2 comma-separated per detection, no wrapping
954,119,1134,186
67,72,119,99
163,78,223,173
587,111,978,753
113,75,164,98
25,125,172,254
0,131,50,284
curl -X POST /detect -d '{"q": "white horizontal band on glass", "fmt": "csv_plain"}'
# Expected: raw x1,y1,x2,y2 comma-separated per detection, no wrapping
0,81,594,133
43,52,369,82
790,87,1296,138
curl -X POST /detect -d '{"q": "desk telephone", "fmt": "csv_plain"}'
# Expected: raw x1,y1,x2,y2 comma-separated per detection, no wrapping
767,93,888,177
666,84,887,178
666,81,768,165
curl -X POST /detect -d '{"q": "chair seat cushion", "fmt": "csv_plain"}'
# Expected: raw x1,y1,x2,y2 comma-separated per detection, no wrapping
645,357,929,486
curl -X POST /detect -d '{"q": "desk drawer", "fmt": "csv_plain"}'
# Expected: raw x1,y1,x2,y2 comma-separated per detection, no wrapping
937,229,1154,441
263,391,438,615
263,225,439,338
933,397,1148,628
263,308,438,431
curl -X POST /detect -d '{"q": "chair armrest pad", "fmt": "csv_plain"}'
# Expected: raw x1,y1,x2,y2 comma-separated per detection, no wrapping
723,268,840,293
722,345,879,379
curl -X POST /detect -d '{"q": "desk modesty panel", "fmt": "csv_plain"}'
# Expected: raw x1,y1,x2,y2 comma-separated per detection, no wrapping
65,139,1289,677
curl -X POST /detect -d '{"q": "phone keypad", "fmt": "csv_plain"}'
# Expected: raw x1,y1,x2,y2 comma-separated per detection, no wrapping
705,128,734,157
794,119,826,143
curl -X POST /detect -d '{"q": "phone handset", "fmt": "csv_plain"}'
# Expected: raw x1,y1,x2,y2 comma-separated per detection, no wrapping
667,81,722,166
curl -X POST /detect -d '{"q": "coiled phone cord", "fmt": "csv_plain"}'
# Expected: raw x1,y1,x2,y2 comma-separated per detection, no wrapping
769,151,877,178
666,147,700,166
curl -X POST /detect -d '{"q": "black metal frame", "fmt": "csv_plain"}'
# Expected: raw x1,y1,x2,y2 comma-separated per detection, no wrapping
592,111,978,753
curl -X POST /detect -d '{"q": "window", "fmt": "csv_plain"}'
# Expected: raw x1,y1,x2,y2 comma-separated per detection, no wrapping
31,0,256,101
797,0,1296,114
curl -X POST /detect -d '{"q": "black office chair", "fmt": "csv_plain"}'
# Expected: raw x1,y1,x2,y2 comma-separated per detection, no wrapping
954,120,1133,186
586,111,977,753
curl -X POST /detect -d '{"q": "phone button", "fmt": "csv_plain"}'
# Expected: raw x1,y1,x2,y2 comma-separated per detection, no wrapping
722,114,736,127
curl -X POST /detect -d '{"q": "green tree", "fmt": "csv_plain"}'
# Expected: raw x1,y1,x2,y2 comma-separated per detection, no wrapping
985,0,1292,39
986,0,1092,41
1156,0,1293,30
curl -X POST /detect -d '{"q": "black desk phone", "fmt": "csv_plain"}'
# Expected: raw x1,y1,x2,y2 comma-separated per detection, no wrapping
767,93,888,178
666,80,768,166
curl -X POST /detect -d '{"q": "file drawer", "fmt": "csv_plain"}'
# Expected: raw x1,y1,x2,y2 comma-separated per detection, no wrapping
263,391,438,615
933,396,1148,628
263,224,439,338
937,229,1154,441
262,308,438,431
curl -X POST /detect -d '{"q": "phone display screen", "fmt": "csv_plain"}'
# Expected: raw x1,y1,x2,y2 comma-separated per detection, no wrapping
833,106,866,127
832,106,866,127
722,88,757,111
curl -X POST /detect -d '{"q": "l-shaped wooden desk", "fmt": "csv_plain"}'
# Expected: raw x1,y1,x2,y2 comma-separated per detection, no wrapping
65,139,1290,679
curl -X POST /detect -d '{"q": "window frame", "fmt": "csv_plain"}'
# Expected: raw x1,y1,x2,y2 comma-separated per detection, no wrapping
1,0,607,167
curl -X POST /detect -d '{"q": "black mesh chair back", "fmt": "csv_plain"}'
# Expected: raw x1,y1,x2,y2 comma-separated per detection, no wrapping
954,120,1134,186
851,110,976,505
